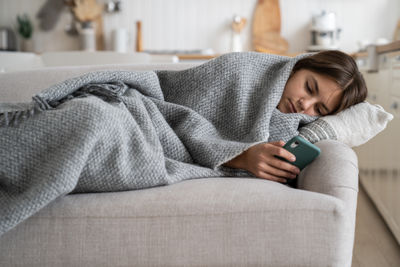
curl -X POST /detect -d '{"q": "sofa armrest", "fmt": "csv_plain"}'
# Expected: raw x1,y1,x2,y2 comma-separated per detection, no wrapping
297,139,359,267
298,139,359,200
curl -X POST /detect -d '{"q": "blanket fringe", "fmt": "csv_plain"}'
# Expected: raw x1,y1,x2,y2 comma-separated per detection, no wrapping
1,81,128,127
0,104,39,127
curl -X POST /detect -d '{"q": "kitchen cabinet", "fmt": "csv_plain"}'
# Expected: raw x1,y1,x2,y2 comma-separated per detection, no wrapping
354,49,400,244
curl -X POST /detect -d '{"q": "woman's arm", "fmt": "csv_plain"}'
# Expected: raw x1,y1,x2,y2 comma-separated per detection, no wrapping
223,141,301,183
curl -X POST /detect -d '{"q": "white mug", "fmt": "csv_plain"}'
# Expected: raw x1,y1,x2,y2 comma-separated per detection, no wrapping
81,27,96,51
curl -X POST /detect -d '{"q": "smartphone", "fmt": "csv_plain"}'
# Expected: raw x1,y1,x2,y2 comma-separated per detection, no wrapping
279,136,321,171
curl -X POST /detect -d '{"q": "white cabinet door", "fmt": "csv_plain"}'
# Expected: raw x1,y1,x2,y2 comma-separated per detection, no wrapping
357,51,400,244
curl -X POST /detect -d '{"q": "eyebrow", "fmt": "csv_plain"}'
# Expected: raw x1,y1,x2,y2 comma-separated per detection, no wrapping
311,76,330,114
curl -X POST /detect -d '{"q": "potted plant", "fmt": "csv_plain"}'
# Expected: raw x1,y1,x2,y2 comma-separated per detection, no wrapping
17,14,33,52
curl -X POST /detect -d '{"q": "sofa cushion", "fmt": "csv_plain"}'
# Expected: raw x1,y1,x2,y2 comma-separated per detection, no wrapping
0,177,349,267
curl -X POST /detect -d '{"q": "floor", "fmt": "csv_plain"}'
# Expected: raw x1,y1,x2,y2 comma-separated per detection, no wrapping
352,182,400,267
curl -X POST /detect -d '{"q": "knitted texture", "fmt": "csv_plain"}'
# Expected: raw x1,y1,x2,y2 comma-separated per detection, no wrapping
0,52,316,236
298,119,337,144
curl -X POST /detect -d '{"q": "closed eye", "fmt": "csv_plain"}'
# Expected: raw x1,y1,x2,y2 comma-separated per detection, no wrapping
305,81,312,94
314,105,322,115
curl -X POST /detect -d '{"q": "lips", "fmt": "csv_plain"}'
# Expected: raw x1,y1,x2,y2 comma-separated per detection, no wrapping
288,99,297,113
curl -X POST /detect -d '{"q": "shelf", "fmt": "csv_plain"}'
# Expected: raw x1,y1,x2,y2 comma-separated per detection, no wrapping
352,40,400,59
176,54,218,61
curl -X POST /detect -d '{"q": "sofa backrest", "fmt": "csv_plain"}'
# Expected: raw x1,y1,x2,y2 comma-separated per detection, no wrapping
0,52,44,73
0,63,197,103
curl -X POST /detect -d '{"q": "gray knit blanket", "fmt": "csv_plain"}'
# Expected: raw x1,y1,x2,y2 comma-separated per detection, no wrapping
0,52,316,236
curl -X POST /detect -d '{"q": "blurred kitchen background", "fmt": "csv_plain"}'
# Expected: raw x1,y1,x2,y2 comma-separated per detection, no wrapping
0,0,399,55
1,0,400,266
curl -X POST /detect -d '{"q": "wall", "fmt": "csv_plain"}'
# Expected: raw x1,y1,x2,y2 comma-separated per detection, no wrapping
0,0,399,54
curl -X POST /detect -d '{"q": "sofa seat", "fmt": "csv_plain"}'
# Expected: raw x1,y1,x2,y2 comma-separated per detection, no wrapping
0,167,355,267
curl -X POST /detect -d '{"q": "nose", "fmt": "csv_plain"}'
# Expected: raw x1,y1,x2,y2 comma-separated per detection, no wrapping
299,97,317,113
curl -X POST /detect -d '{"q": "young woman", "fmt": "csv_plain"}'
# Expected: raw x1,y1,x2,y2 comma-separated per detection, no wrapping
0,49,367,235
223,50,367,184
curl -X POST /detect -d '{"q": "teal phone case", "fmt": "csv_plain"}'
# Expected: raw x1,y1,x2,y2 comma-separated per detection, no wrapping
281,136,321,170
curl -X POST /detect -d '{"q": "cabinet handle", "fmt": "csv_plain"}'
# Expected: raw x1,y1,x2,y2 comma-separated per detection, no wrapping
391,102,398,110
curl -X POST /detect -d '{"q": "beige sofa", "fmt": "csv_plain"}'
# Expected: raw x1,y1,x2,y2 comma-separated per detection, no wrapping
0,63,359,267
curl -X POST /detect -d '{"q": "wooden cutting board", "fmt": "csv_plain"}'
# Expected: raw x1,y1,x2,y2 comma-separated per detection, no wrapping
71,0,105,50
252,0,288,54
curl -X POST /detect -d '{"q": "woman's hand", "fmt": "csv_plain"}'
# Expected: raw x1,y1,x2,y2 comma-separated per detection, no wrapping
224,141,300,183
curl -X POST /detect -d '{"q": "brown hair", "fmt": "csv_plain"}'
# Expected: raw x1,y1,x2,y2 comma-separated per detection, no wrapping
291,50,368,114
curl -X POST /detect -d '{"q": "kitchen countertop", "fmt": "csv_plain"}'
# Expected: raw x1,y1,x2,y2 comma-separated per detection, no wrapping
176,54,218,60
175,51,301,62
351,40,400,58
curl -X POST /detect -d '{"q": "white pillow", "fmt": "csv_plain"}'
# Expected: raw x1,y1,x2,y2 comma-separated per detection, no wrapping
299,102,393,147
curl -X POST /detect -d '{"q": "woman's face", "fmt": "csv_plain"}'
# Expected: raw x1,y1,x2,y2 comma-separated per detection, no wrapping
277,69,343,116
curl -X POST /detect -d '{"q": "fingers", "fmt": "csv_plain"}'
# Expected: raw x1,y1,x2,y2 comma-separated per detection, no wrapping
261,143,300,174
268,157,300,175
254,161,296,178
262,163,298,179
270,144,296,163
252,162,296,184
247,140,301,184
255,171,288,183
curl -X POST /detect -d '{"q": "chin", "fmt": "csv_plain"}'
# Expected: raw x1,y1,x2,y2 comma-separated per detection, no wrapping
276,103,284,113
277,105,288,114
